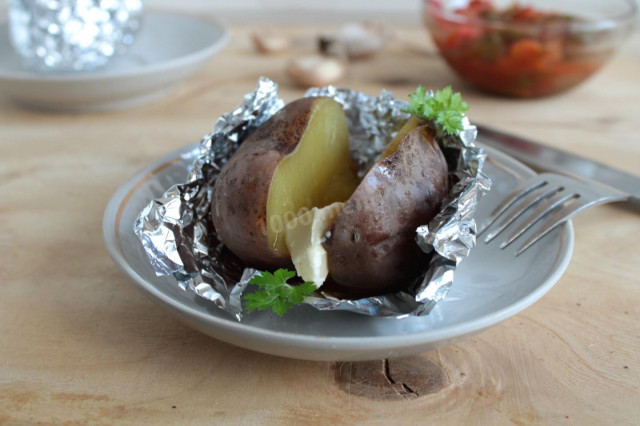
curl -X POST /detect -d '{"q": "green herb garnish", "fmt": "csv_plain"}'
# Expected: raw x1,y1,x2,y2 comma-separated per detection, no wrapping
243,269,316,316
404,85,469,135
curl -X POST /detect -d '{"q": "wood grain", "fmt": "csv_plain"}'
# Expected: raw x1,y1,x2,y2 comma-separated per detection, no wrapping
1,22,639,425
335,356,447,400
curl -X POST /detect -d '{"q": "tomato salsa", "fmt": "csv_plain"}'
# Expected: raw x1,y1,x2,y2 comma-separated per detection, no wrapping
425,0,615,97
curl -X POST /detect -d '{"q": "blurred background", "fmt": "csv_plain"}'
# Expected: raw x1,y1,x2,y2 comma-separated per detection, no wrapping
0,0,637,109
32,0,638,23
58,0,423,24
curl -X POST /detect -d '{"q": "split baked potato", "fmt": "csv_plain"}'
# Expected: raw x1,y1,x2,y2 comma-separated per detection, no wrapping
211,96,359,269
211,96,449,297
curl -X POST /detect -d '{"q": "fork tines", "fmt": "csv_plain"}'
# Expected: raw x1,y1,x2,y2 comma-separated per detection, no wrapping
479,173,627,256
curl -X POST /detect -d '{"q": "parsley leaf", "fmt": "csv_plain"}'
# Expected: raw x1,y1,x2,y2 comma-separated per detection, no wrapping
403,85,469,135
406,85,428,117
243,269,316,316
437,110,465,135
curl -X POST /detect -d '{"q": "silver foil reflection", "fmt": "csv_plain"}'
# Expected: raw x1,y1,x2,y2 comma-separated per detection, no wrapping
134,77,490,321
8,0,143,71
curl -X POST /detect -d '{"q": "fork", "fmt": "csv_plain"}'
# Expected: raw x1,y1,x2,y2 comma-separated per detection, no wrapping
479,173,630,256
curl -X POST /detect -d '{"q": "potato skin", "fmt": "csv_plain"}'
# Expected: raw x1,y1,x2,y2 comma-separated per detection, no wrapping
211,97,319,269
323,125,449,297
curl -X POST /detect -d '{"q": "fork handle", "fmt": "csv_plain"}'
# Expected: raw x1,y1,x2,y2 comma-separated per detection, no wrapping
478,126,640,206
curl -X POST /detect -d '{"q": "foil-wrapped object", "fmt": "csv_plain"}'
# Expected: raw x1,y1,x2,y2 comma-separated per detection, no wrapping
134,77,491,321
8,0,143,71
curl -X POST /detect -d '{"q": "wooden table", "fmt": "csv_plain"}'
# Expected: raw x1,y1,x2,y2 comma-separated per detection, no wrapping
2,22,639,424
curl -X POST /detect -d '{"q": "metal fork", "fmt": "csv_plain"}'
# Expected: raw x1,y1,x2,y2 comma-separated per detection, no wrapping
479,173,630,256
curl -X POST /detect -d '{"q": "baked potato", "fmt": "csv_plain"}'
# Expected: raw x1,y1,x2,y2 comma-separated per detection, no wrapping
212,98,449,298
211,96,360,269
323,120,449,297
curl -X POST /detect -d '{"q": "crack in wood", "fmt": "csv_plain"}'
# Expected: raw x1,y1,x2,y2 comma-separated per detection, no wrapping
334,356,447,400
401,383,419,397
383,358,422,398
383,358,395,384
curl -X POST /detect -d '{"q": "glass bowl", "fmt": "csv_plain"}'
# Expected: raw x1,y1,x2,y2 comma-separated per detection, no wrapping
423,0,637,97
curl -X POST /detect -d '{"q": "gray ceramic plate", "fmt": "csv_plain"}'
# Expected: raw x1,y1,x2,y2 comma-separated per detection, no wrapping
103,140,574,361
0,13,228,111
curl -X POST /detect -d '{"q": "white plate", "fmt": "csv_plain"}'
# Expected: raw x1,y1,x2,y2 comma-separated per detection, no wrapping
103,141,574,361
0,13,228,111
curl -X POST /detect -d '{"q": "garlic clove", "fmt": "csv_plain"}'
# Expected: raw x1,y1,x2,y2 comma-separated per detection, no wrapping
337,23,384,60
286,55,346,88
252,29,291,54
318,22,390,61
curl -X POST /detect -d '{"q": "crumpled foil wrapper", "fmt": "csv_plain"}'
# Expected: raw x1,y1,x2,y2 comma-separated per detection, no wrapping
8,0,143,72
134,77,491,321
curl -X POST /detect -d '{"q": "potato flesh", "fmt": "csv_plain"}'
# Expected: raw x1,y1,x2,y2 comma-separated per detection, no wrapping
285,202,344,286
266,98,359,256
379,116,422,159
282,117,426,290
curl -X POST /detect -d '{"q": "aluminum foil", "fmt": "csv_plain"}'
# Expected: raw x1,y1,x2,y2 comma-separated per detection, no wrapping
134,77,491,321
8,0,143,72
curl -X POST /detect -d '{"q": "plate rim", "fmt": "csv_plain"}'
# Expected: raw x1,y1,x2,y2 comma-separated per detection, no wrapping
103,142,574,353
0,12,229,82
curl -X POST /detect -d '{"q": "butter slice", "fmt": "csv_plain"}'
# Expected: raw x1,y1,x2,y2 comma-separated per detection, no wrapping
285,202,344,288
